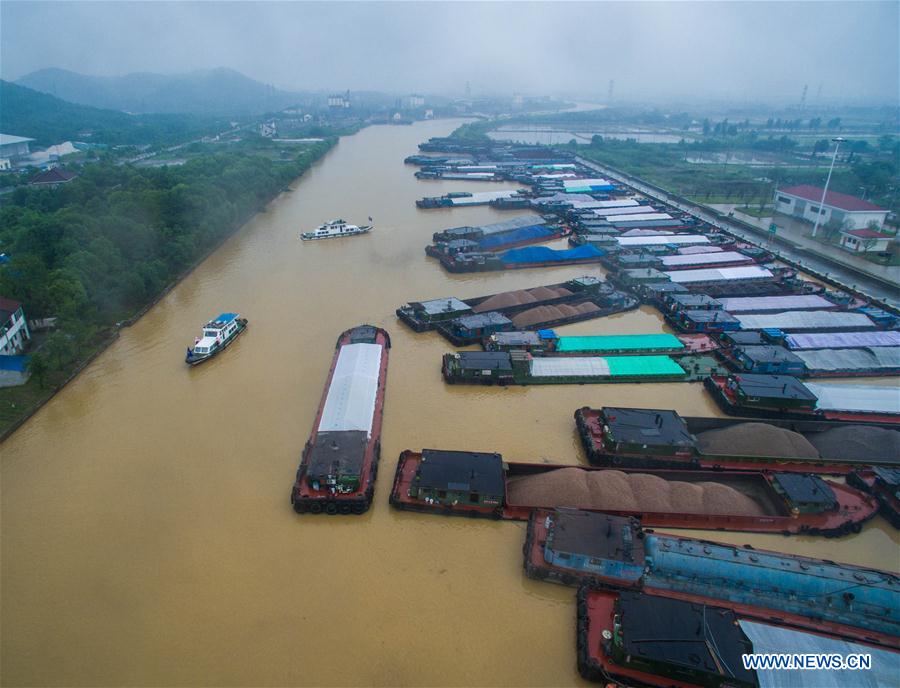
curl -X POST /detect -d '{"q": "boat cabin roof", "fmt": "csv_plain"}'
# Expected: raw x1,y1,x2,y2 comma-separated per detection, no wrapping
729,373,818,402
601,407,696,449
307,430,368,481
681,309,739,324
873,466,900,487
616,592,757,684
417,449,505,495
722,331,766,346
208,312,238,327
547,509,646,563
415,297,471,316
736,345,805,366
454,351,513,371
772,473,837,509
669,294,723,308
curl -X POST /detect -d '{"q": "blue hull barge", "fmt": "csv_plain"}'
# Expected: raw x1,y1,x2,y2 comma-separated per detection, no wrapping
527,508,900,647
185,312,248,365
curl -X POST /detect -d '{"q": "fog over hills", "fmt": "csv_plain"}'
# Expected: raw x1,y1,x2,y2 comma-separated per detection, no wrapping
16,67,300,115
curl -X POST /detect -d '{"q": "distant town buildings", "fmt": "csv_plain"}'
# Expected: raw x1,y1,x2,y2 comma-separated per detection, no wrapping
400,94,425,110
0,297,30,356
258,121,277,137
0,133,35,170
774,184,889,231
328,91,351,109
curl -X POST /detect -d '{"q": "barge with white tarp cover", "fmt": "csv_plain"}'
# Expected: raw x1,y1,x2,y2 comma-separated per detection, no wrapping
785,331,900,349
291,325,390,515
718,294,840,312
707,373,900,424
575,406,900,473
415,189,523,208
576,586,900,687
734,310,878,332
527,509,900,645
388,449,877,535
430,215,541,243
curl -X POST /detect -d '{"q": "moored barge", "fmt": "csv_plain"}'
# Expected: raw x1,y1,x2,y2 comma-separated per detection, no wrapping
576,587,900,687
706,373,900,424
438,243,606,273
848,467,900,528
291,325,390,515
526,508,900,645
396,276,610,332
484,331,718,357
575,406,900,474
388,449,876,535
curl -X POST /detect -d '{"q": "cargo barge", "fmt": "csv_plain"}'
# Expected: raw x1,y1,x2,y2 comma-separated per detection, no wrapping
716,341,900,378
438,244,606,273
442,350,723,385
431,215,543,243
415,189,523,208
435,291,639,346
483,331,718,357
388,449,877,535
706,373,900,424
290,325,390,515
848,468,900,528
526,508,900,645
576,587,900,687
575,406,900,474
396,276,609,332
425,223,568,255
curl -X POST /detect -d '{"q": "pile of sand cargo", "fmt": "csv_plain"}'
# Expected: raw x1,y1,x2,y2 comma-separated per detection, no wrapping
506,468,765,516
473,286,572,312
808,425,900,461
511,301,601,328
696,423,820,458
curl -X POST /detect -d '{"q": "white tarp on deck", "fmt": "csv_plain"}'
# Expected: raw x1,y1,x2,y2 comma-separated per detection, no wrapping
607,213,673,223
570,198,639,209
667,265,774,283
719,294,834,312
593,205,656,217
735,311,876,331
739,619,900,688
806,382,900,415
449,190,520,206
616,234,709,247
530,357,610,377
660,251,751,267
317,343,383,435
563,178,611,188
786,331,900,349
795,347,900,372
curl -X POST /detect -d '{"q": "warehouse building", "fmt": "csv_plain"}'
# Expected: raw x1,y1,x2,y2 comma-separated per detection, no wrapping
774,185,889,230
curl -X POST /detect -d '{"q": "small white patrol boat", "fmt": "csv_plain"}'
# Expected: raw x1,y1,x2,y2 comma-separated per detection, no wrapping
186,312,248,365
301,218,373,241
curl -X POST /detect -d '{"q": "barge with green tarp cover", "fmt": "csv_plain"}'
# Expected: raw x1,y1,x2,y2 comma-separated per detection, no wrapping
706,373,900,424
442,350,724,385
388,449,877,535
575,406,900,474
526,508,900,647
483,331,719,357
576,587,900,687
395,276,608,332
291,325,390,515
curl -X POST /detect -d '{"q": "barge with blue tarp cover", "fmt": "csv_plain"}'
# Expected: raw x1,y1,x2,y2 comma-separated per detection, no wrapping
442,350,727,384
576,405,900,474
435,288,638,346
527,508,900,645
431,215,541,243
706,373,900,424
483,331,719,357
426,223,567,256
576,586,900,687
185,312,248,365
439,243,606,273
389,450,877,534
291,325,390,515
395,276,609,332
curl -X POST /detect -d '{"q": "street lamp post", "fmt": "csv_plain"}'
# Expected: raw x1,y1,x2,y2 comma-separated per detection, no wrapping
811,136,846,238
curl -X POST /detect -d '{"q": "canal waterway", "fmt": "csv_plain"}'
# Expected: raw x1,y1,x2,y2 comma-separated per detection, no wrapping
2,119,898,687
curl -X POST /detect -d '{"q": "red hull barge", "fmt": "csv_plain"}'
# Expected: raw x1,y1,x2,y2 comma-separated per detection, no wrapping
706,374,900,425
424,226,570,256
388,450,876,535
291,325,390,515
525,509,900,650
848,468,900,528
576,587,899,687
575,406,900,475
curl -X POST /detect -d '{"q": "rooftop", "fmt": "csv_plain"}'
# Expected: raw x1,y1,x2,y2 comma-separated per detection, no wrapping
547,509,646,563
730,373,818,402
415,297,471,316
454,351,513,371
681,309,739,324
601,407,695,449
29,168,77,185
417,449,505,495
307,430,368,481
842,228,893,239
0,134,35,146
737,345,805,365
772,473,837,509
779,184,886,212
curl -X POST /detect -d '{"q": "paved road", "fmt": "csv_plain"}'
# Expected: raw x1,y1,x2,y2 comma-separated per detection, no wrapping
575,155,900,308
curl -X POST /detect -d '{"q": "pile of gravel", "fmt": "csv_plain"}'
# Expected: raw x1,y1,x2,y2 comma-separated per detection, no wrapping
512,301,600,328
808,425,900,462
506,468,765,516
473,286,571,312
696,423,820,458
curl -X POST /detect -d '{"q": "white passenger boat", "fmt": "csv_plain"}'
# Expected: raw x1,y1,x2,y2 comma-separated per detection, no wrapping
301,218,373,241
185,312,248,365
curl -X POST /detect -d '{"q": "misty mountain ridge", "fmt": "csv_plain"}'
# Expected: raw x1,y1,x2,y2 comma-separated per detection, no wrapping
16,67,301,115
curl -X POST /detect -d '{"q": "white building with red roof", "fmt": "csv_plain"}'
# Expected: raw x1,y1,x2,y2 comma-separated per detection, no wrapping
0,297,30,355
774,184,889,230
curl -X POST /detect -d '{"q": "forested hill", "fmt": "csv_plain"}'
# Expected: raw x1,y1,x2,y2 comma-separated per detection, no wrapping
0,80,223,147
16,67,300,116
0,139,333,388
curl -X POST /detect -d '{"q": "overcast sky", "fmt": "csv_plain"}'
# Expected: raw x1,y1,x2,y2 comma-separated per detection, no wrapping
2,1,898,104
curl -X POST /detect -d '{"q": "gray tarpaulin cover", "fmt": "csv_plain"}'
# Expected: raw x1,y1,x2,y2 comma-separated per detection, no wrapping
739,619,899,688
795,348,900,372
786,331,900,349
317,343,382,435
720,295,834,312
806,382,900,414
736,311,875,331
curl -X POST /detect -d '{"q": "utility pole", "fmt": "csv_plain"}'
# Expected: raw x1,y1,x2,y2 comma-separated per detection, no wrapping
811,137,845,238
